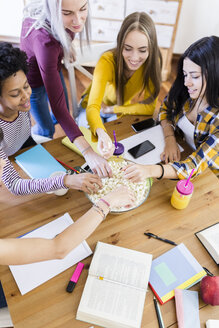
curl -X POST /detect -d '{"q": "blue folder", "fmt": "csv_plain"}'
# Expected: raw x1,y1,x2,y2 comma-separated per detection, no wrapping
15,144,66,179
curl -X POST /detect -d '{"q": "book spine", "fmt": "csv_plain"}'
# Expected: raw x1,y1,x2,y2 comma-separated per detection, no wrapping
148,282,164,305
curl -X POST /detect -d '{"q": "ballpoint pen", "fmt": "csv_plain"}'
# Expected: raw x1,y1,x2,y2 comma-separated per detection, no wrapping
153,296,165,328
144,232,177,246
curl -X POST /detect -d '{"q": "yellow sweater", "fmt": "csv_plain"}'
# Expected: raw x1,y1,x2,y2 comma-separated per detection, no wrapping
81,51,157,135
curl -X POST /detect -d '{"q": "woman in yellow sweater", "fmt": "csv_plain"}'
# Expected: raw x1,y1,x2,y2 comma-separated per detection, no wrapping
78,12,162,158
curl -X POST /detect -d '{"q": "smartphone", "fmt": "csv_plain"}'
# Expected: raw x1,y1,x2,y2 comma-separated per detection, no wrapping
81,163,92,173
131,118,155,133
128,140,155,158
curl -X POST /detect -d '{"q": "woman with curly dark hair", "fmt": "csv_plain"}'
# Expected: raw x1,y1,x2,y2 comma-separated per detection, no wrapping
0,42,103,195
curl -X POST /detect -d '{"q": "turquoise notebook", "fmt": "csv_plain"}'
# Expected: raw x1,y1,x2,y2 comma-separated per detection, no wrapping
15,144,66,179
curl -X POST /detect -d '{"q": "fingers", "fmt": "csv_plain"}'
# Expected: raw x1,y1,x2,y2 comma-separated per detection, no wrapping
160,151,165,162
102,145,115,160
123,164,135,178
79,173,102,193
115,186,136,207
99,141,114,159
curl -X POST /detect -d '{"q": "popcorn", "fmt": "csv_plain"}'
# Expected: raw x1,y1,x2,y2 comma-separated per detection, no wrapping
87,160,150,212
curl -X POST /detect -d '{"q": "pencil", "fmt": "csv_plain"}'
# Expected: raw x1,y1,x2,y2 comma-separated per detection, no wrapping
153,296,165,328
55,158,80,174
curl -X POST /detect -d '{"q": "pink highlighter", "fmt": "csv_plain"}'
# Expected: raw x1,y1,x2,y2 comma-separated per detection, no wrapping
66,262,84,293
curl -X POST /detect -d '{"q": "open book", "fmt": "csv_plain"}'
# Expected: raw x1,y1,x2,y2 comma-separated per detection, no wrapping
76,241,152,328
206,319,219,328
195,222,219,265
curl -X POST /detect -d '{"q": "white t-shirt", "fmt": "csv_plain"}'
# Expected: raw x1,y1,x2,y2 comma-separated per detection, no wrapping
177,115,196,150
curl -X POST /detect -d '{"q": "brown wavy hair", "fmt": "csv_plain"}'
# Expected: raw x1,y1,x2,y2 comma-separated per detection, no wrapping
113,12,162,105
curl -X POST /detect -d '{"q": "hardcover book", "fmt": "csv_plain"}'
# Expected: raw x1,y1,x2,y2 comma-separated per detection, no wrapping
195,222,219,265
15,144,65,179
149,243,206,304
76,241,152,328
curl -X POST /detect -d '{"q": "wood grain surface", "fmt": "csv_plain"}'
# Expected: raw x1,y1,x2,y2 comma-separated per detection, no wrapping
0,116,218,328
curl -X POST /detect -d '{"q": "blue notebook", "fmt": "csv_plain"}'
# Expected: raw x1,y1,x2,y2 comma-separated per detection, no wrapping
15,144,66,179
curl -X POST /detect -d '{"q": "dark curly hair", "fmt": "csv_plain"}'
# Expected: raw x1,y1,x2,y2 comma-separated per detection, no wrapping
0,42,28,95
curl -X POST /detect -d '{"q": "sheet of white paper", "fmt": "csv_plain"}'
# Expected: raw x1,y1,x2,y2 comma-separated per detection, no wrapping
121,124,183,165
9,213,92,295
0,307,13,328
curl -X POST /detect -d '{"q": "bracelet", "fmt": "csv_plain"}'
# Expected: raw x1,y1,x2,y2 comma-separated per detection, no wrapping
92,204,107,220
81,145,91,155
156,163,164,180
165,134,174,139
99,198,110,208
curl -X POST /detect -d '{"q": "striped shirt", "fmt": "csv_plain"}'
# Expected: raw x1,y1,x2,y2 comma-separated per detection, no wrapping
159,98,219,179
0,112,67,195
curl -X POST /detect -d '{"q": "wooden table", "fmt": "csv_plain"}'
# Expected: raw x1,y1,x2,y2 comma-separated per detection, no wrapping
0,116,219,328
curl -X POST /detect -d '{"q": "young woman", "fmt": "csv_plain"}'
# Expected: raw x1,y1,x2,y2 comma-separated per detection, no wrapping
78,11,162,158
123,36,219,182
20,0,111,177
0,43,103,195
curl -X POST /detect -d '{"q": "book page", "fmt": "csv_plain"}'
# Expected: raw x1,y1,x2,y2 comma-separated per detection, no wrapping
206,319,219,328
77,276,146,328
89,242,152,289
197,223,219,263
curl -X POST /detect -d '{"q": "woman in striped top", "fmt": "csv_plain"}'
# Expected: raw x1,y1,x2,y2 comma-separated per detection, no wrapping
122,36,219,182
0,159,135,265
0,43,102,195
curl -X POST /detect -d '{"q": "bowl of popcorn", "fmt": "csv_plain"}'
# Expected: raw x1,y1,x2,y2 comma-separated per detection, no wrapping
86,158,152,213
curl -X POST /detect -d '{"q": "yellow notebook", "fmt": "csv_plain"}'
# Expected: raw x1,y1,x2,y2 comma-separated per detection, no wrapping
61,126,99,156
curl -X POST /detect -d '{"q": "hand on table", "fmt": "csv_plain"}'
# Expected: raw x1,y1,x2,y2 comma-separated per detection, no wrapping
96,128,115,159
64,172,102,194
160,136,181,163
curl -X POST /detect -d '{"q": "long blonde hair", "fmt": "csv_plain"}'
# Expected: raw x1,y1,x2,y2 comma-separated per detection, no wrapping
23,0,90,56
114,12,162,105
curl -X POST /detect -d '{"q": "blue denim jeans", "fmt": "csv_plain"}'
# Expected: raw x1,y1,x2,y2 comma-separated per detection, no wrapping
30,70,69,138
77,106,117,129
